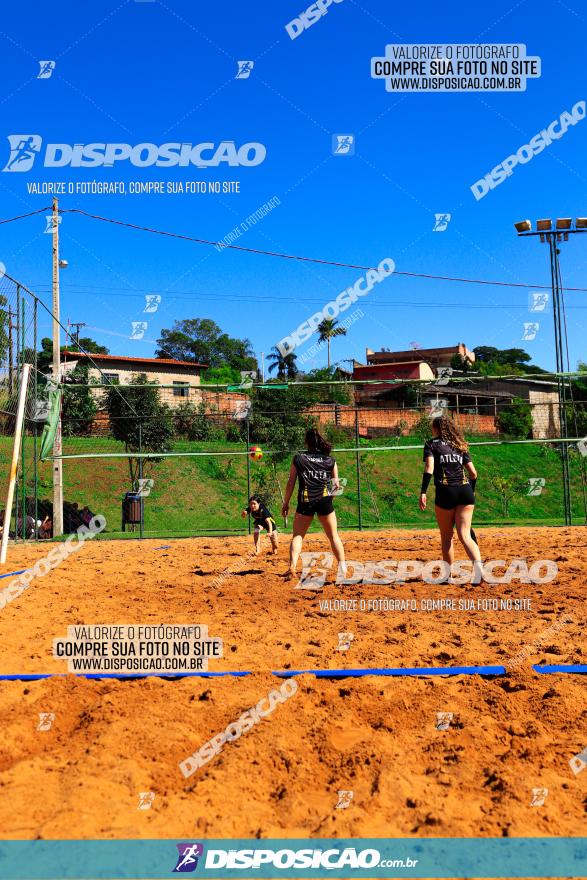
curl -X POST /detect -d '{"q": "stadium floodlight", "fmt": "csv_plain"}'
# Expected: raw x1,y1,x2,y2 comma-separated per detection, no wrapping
536,218,552,231
556,218,572,230
514,219,531,233
576,217,587,228
58,259,68,268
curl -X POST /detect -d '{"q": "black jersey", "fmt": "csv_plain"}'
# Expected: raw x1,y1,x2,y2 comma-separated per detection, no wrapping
294,452,336,505
423,438,472,487
245,503,274,528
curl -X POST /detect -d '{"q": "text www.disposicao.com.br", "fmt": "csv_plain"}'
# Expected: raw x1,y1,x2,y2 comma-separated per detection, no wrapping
69,657,202,671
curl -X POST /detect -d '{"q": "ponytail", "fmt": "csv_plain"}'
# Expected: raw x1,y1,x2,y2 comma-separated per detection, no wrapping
305,427,332,455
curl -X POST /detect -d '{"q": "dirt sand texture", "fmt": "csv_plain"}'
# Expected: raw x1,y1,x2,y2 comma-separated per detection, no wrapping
0,527,584,842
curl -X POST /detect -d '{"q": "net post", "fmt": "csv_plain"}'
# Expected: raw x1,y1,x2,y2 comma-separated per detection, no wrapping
355,408,363,530
245,417,251,535
1,363,31,564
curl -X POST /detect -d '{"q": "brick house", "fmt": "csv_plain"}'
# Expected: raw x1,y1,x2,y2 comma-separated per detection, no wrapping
60,352,250,421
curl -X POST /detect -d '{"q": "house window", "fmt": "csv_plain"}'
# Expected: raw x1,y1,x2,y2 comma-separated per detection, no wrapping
173,381,189,398
103,373,120,384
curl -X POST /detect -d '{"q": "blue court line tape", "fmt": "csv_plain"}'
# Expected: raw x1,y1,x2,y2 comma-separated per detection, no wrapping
0,569,28,580
1,665,586,682
153,545,171,550
0,666,506,682
273,666,507,677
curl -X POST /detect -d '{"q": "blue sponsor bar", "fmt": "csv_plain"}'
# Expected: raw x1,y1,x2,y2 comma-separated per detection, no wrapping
0,838,586,878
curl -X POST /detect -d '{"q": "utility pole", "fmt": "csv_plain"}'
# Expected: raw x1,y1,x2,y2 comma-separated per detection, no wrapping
7,307,16,394
52,197,63,536
514,216,587,526
70,322,87,348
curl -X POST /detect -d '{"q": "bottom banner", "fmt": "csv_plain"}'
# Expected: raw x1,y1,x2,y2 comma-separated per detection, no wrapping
0,838,586,878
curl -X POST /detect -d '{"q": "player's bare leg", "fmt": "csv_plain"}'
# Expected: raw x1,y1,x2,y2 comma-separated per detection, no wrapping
455,504,484,583
317,511,346,580
283,513,312,579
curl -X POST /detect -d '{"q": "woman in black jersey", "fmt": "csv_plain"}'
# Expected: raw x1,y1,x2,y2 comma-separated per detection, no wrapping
419,416,482,578
281,427,346,581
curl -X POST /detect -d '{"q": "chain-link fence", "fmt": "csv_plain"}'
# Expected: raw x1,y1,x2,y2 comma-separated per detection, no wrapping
45,386,587,539
0,282,585,542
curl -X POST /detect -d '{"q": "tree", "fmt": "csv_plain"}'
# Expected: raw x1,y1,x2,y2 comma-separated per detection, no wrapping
497,397,533,438
104,373,174,486
300,367,352,405
316,318,347,368
61,364,97,436
203,364,243,386
450,353,472,373
266,346,298,381
473,346,546,376
156,318,257,372
489,472,528,517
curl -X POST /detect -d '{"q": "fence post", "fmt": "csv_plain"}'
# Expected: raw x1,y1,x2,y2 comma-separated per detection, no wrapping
245,418,251,535
33,297,38,539
21,296,26,539
355,409,363,531
138,422,143,539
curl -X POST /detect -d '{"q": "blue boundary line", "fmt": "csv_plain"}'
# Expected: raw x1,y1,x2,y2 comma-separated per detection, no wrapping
0,665,584,682
0,665,505,681
0,569,28,580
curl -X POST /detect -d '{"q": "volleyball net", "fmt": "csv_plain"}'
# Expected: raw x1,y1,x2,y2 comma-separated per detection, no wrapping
34,374,587,537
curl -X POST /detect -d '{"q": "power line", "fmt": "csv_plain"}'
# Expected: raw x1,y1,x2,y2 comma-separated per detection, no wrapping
0,207,51,225
58,207,587,292
4,205,587,292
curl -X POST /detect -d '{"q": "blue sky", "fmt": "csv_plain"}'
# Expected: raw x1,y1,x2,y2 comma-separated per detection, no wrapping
0,0,586,373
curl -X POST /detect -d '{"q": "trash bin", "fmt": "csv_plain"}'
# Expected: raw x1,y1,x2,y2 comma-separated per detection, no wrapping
122,492,143,532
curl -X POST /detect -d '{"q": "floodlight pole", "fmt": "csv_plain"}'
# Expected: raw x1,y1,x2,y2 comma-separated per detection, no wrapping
515,224,585,526
52,197,64,537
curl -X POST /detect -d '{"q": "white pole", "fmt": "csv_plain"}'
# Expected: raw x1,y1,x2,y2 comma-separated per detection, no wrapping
52,197,63,537
1,363,31,564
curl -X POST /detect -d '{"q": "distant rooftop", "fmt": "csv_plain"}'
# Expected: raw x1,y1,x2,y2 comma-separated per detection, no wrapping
62,351,207,369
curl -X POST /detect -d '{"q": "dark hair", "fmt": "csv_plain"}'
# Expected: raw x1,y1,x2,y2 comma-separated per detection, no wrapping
305,427,332,455
431,416,469,454
248,494,262,504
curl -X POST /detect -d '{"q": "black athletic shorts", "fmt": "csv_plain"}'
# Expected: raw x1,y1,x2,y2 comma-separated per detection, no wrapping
296,496,334,517
434,483,475,510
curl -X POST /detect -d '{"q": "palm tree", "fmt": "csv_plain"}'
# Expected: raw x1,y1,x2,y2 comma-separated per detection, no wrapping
266,346,298,381
317,318,347,368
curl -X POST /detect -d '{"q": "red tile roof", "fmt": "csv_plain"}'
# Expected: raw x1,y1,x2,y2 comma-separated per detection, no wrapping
62,351,207,369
